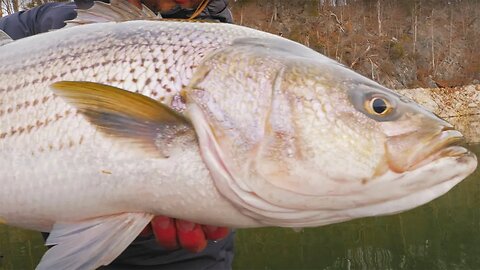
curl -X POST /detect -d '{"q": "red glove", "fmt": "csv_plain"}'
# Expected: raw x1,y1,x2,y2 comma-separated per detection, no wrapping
139,216,230,253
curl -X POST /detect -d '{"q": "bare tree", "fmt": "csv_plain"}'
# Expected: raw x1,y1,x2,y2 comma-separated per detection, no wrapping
12,0,19,12
1,0,54,16
430,9,435,74
319,0,353,6
2,0,13,15
2,0,20,15
377,0,382,36
412,1,418,56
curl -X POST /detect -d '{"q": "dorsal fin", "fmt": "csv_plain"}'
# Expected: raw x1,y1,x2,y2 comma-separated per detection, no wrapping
66,0,161,27
0,30,13,46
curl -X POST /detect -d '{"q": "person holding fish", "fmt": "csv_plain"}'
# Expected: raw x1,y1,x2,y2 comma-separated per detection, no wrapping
0,0,232,39
0,0,235,269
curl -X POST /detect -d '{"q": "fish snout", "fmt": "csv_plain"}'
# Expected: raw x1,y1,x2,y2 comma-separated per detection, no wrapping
384,122,472,174
409,126,471,170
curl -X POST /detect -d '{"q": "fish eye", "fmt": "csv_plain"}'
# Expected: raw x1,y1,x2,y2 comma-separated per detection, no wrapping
365,97,392,116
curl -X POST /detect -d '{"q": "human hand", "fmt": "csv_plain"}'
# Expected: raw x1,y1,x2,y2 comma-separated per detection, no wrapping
139,216,230,252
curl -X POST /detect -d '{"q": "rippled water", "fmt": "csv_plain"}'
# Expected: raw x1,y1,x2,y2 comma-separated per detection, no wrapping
1,145,479,270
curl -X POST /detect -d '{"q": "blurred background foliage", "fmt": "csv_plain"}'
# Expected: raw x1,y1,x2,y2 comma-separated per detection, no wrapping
229,0,479,89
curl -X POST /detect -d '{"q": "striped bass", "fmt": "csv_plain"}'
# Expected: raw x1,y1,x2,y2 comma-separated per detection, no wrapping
0,1,477,269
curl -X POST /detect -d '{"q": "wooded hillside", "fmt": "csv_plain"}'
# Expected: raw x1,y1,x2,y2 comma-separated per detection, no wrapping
230,0,479,89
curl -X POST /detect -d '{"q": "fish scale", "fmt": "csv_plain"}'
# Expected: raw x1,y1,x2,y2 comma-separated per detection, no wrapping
0,21,264,154
0,20,273,231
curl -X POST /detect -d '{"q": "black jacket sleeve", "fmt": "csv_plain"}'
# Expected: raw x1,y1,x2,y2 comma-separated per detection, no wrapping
205,0,232,23
0,0,233,40
0,2,77,40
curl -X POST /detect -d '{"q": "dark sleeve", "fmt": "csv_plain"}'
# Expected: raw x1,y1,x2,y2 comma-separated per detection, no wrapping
203,0,233,23
0,2,77,40
101,232,236,270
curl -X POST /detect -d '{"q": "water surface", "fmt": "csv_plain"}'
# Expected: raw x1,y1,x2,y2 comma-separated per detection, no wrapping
1,145,479,270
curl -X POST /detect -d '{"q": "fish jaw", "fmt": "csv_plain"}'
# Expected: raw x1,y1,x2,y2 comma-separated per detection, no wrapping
341,150,477,220
383,129,466,174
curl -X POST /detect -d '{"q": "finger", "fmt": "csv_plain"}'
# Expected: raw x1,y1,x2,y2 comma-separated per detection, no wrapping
127,0,143,9
157,0,176,12
138,223,153,237
151,216,179,250
202,225,230,240
175,220,207,253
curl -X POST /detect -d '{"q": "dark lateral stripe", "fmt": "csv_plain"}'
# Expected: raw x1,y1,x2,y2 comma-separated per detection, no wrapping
0,96,52,117
0,40,173,94
0,109,76,140
35,135,85,154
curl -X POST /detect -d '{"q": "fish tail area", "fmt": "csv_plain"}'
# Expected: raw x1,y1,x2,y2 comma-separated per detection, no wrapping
36,212,153,270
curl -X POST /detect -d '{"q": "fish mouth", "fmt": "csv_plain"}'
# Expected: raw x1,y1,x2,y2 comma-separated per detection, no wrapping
386,126,472,174
409,128,468,170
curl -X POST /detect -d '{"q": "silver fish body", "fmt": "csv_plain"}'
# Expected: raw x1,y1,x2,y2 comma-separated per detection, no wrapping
0,20,272,230
0,2,477,268
0,18,476,228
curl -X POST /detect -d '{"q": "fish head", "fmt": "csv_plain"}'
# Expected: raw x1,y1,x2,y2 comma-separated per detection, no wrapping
184,37,477,227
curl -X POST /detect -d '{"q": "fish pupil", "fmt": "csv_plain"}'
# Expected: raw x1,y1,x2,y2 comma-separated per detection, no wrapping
372,98,387,114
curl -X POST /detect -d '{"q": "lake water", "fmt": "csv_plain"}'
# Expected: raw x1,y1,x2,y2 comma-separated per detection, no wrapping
1,144,479,270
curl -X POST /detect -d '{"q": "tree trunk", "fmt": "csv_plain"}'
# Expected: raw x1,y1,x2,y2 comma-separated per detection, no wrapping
430,9,435,74
377,0,382,36
12,0,19,12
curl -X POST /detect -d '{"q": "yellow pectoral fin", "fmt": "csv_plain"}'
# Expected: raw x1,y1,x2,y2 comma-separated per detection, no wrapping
50,81,196,157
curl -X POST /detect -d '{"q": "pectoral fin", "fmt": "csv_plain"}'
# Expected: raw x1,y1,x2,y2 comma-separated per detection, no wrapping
50,81,195,157
36,212,154,270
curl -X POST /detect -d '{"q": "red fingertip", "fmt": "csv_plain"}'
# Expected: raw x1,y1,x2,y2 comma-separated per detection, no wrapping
176,220,207,253
203,226,230,240
151,216,179,250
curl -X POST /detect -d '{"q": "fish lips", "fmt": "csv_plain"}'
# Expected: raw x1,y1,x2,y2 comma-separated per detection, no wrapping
384,127,475,174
